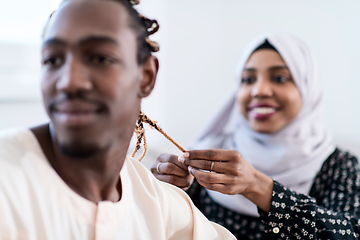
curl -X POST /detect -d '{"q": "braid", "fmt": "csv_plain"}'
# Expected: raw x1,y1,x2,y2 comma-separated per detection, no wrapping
132,111,186,161
122,0,160,55
43,0,159,63
131,113,148,161
138,14,160,52
129,0,140,4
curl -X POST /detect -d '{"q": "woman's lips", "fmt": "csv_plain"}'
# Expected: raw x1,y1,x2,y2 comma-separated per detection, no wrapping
247,104,278,120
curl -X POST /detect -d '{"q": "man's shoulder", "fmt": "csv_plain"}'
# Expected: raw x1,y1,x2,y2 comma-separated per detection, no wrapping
0,128,33,166
124,155,192,201
123,155,162,187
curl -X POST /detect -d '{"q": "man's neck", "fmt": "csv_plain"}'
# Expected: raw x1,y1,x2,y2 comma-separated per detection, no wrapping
31,124,127,203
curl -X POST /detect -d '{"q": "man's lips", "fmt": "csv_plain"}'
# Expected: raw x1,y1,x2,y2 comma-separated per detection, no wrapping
51,100,103,127
54,101,100,113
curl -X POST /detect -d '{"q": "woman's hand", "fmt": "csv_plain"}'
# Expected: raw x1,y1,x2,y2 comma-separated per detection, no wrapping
178,149,274,213
151,153,194,191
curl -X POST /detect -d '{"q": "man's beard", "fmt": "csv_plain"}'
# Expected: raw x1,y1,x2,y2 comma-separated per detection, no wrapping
59,142,103,159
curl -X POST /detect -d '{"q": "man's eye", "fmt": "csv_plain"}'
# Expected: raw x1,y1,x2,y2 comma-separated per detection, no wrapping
273,76,290,83
90,55,114,65
241,77,256,84
43,57,63,67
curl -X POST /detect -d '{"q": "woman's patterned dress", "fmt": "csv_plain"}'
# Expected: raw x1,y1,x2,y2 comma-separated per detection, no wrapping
187,149,360,239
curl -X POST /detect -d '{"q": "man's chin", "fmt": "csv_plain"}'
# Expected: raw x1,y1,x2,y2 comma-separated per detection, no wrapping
59,142,102,159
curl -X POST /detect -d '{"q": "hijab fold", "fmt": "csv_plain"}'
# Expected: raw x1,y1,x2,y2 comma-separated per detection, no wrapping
191,32,335,217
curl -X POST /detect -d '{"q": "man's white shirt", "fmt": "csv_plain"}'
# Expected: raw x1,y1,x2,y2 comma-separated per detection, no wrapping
0,129,235,240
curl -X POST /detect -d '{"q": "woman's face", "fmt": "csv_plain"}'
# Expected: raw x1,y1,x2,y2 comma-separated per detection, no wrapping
237,49,302,134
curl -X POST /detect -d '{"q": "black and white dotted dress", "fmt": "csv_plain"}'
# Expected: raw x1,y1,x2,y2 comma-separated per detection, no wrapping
186,148,360,239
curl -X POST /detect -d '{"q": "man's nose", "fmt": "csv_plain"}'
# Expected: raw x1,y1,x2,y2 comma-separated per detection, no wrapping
56,56,92,93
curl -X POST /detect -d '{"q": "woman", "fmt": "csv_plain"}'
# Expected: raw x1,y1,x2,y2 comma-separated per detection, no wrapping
151,32,360,239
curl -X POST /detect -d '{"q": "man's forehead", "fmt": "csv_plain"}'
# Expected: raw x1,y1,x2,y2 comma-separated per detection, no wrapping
43,0,131,44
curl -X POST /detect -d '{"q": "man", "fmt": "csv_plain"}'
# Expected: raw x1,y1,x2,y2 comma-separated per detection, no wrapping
0,0,235,239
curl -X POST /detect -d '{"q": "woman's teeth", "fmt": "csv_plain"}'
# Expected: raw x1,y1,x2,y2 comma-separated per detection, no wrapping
251,107,276,114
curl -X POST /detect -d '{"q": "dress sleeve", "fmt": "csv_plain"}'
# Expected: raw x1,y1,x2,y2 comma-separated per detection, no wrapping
259,151,360,239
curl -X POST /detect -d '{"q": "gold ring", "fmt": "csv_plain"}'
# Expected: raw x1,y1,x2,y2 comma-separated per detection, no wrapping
210,161,215,172
156,162,163,175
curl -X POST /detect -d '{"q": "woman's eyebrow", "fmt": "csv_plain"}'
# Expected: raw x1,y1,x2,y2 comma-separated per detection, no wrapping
243,66,289,72
243,67,257,72
268,66,289,71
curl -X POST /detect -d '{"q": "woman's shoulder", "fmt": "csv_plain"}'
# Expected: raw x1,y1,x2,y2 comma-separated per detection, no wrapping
317,147,359,180
310,148,359,203
323,148,358,168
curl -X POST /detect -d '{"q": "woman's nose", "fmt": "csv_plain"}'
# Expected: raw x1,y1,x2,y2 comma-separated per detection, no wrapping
251,77,273,98
56,56,92,94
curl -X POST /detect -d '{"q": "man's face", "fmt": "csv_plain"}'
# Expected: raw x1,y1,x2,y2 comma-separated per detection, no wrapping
41,0,153,157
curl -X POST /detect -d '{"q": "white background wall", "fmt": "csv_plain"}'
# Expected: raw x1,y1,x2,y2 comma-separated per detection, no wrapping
0,0,359,168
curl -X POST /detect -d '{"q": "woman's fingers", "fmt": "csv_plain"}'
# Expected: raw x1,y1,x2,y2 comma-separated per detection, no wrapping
155,173,193,189
196,179,227,194
152,161,189,177
189,166,246,195
158,153,188,171
182,159,228,173
189,166,227,184
151,153,194,189
184,149,241,161
178,149,241,173
151,153,188,177
179,149,260,195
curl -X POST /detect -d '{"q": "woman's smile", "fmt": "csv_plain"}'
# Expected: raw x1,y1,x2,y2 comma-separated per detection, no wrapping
247,103,279,120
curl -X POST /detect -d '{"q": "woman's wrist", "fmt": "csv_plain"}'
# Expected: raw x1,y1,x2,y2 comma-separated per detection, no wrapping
243,170,274,213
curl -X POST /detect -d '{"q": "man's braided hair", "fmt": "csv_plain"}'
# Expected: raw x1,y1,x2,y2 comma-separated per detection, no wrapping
112,0,160,64
46,0,185,161
44,0,160,64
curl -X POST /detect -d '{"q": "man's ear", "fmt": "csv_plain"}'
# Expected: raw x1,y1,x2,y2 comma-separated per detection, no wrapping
138,55,159,98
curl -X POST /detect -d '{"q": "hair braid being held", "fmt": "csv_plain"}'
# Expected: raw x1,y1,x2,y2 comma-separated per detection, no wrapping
132,111,186,161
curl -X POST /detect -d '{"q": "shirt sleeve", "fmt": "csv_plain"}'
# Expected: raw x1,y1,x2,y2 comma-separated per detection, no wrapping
259,152,360,240
159,180,236,240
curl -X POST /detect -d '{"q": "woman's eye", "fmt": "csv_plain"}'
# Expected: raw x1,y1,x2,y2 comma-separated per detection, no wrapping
43,57,63,67
273,76,290,83
90,55,114,65
241,77,256,84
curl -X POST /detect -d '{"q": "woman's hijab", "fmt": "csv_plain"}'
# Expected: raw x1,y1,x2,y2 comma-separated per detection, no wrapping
191,32,335,217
